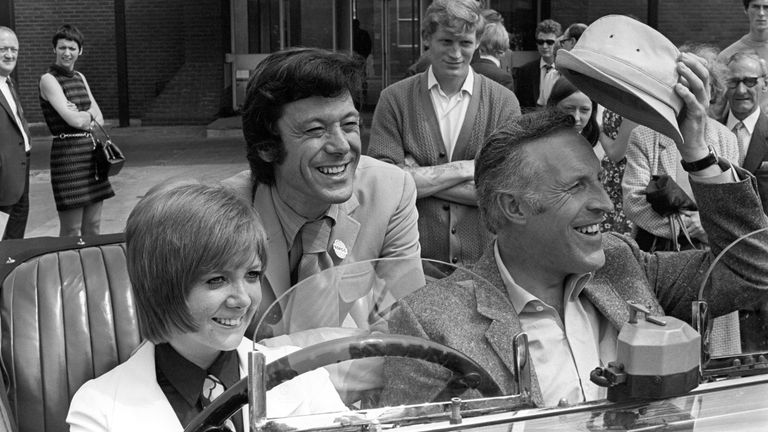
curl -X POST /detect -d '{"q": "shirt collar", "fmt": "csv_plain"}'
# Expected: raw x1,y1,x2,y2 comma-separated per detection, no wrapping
539,58,554,71
426,65,474,96
493,241,592,313
479,54,501,68
154,343,239,408
270,186,338,250
727,108,761,134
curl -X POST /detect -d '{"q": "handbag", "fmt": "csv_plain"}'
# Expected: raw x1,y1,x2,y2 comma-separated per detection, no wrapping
91,121,125,180
641,174,699,252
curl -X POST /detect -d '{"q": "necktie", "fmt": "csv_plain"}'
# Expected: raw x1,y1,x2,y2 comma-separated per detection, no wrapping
294,216,334,284
201,374,236,431
733,121,750,166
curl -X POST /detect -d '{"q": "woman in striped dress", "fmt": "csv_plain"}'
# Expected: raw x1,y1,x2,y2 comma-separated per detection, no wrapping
39,24,114,237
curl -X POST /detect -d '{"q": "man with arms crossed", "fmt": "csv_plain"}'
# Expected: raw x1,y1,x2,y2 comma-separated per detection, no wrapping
368,0,520,266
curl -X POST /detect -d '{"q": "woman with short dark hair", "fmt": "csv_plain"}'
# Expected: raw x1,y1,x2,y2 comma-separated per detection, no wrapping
39,24,114,238
67,181,346,431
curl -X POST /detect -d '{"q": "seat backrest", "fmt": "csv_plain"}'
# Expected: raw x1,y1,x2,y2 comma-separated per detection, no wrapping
0,234,141,432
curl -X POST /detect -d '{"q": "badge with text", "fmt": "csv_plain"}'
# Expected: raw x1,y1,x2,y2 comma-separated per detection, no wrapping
332,239,348,259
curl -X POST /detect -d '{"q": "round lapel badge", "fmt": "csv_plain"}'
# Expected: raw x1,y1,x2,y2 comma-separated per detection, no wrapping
332,239,348,259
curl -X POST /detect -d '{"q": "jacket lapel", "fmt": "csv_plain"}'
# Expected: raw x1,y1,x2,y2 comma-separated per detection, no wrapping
117,342,185,431
471,250,544,405
0,79,16,126
743,112,768,173
254,185,291,300
329,193,360,265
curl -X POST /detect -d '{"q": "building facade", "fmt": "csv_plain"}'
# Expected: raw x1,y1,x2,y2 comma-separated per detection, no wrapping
0,0,750,125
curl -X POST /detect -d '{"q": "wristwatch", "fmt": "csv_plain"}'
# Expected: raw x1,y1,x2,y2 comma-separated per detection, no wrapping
680,146,718,172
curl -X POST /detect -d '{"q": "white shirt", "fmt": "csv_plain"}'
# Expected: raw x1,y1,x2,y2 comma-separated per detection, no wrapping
427,66,474,161
726,108,760,165
0,76,30,152
537,58,559,106
494,241,618,407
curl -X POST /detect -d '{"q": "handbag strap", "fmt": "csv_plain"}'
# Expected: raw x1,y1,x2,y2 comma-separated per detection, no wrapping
90,120,111,141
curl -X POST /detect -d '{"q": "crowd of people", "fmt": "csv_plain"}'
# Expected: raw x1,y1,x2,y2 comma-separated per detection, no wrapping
2,0,768,430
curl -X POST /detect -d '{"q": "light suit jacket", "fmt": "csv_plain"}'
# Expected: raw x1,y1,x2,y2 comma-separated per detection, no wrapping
622,119,739,238
382,167,768,407
67,340,346,431
225,156,420,337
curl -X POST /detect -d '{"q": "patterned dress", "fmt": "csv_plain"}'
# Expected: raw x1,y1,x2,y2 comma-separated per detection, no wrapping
40,64,114,211
600,110,633,235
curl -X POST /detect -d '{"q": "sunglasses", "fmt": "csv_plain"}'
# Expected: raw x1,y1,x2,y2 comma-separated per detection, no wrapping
727,77,760,89
536,39,556,46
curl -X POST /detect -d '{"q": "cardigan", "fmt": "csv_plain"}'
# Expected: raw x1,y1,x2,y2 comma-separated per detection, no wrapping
368,70,521,264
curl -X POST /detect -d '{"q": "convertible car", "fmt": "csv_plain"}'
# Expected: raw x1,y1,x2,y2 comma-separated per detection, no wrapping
0,234,766,432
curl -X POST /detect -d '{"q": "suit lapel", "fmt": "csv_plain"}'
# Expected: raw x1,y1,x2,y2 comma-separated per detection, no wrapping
471,250,544,405
452,72,480,160
743,112,768,173
0,80,16,126
583,271,629,331
330,193,360,265
253,186,291,299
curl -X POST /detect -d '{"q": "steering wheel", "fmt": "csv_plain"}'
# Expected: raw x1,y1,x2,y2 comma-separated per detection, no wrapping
183,334,503,432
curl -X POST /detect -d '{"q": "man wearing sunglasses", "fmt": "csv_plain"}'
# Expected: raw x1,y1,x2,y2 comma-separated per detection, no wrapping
723,51,768,214
515,19,561,109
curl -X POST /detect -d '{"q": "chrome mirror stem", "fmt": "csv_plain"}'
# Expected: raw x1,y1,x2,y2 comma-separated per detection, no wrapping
513,332,532,404
248,351,267,431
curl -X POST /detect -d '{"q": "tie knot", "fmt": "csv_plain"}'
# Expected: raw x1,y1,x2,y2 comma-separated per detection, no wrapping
544,64,553,72
301,217,333,254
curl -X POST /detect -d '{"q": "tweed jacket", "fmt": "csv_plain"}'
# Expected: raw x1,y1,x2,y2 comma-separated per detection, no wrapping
224,156,420,337
67,340,346,431
0,77,30,206
470,60,515,93
367,70,520,265
514,58,542,110
736,111,768,215
622,119,739,238
382,166,768,408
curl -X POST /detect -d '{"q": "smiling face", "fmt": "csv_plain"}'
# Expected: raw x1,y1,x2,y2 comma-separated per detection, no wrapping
167,259,263,368
424,25,478,87
726,56,763,120
54,38,81,70
271,92,361,218
556,91,593,133
748,0,768,32
0,30,18,77
517,130,613,280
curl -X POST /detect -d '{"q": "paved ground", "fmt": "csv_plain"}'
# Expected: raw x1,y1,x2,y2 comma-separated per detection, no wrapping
24,111,374,238
26,125,250,238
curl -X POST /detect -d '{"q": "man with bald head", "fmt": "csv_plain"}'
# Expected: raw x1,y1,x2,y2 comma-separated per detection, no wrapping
724,51,768,213
0,26,31,239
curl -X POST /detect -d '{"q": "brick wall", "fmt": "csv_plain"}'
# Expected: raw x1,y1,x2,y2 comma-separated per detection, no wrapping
14,0,118,123
550,0,747,49
11,0,224,125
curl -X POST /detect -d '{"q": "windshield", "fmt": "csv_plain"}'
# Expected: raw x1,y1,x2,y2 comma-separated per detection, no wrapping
245,255,768,431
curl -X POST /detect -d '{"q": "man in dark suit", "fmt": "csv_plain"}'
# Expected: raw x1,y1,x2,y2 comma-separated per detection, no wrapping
383,55,768,407
515,19,561,110
723,51,768,214
0,26,31,240
471,22,515,92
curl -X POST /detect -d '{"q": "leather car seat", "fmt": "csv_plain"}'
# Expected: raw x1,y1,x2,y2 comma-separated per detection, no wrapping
0,234,141,432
